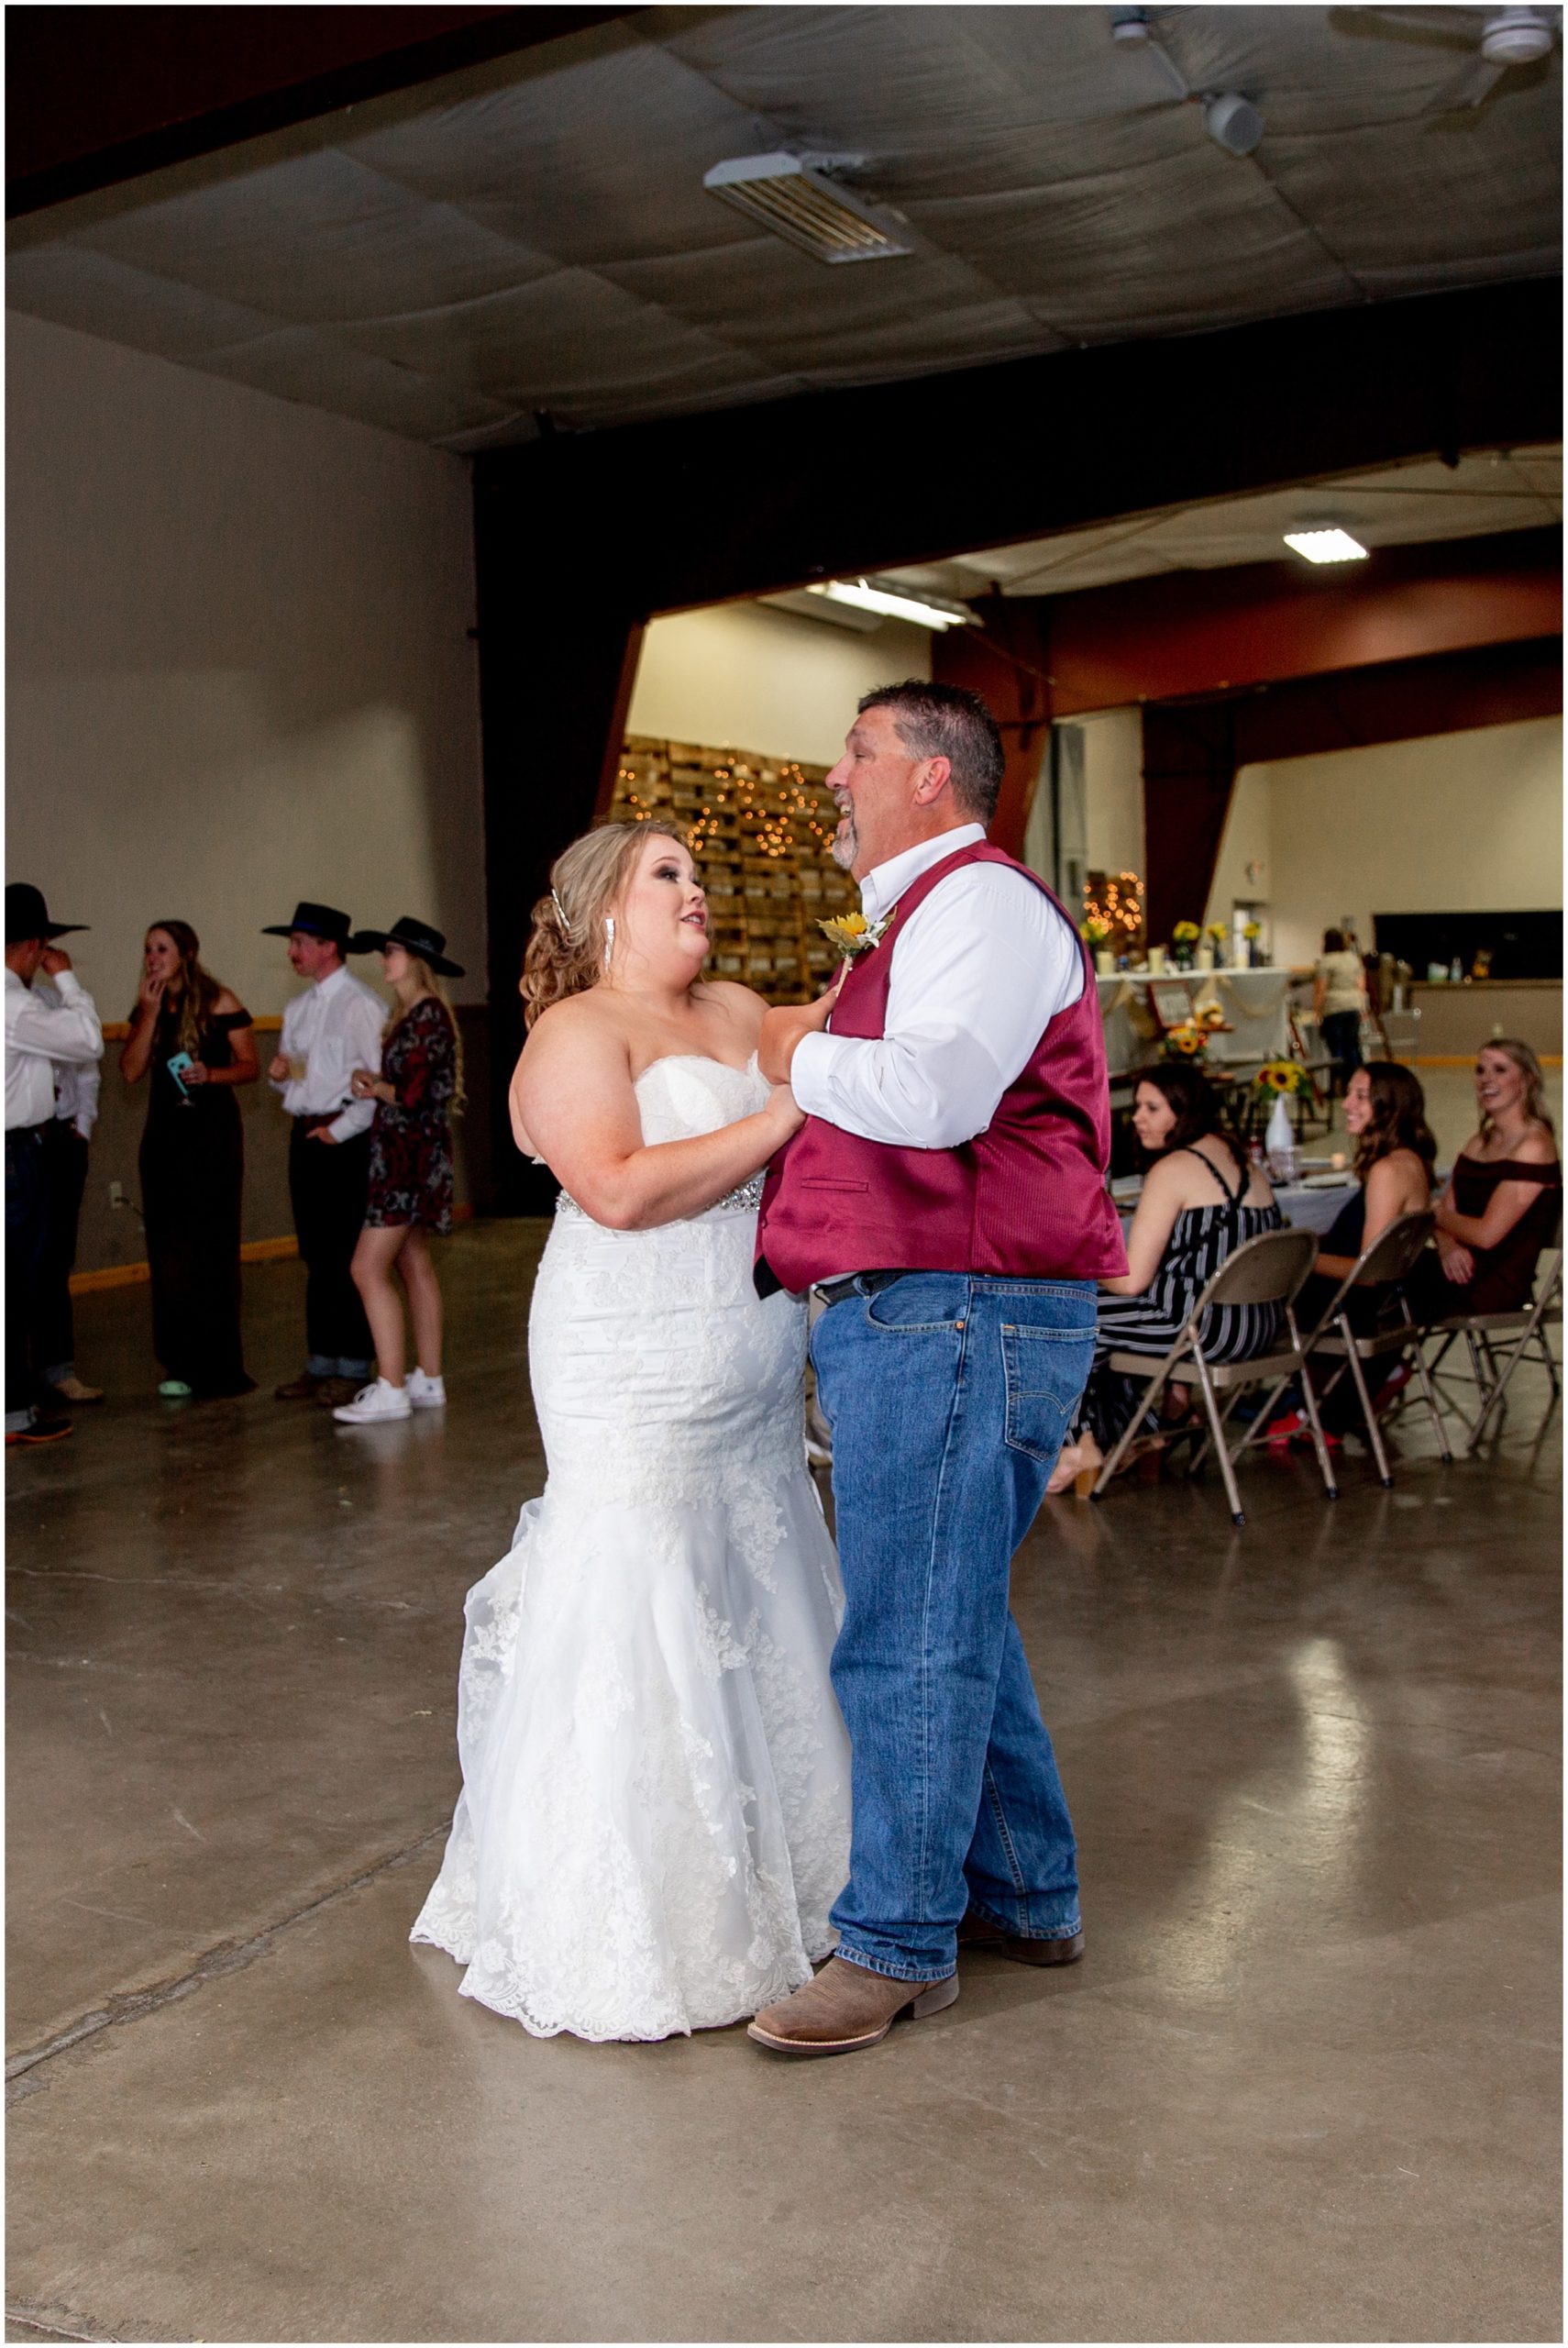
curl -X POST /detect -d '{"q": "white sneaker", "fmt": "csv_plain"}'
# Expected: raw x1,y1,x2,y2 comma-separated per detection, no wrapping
333,1378,412,1424
406,1369,447,1410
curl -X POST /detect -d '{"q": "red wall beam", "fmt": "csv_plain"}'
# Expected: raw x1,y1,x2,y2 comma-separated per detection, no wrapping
1143,635,1562,945
929,598,1052,858
1037,528,1561,717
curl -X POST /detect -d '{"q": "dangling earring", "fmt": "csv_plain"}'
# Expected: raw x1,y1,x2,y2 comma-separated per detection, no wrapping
602,915,615,974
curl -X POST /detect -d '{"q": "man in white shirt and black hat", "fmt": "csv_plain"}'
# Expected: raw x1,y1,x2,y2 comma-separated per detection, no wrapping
6,883,104,1445
263,901,385,1406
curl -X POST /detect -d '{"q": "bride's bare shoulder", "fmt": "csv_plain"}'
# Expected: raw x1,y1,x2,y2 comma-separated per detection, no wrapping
700,980,768,1040
525,991,631,1058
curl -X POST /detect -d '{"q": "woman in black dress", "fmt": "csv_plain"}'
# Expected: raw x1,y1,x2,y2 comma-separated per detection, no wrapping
121,922,258,1397
1427,1037,1560,1312
330,918,462,1425
1264,1060,1434,1447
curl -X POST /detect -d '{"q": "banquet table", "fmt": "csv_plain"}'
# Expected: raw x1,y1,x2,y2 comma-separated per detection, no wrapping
1114,1174,1358,1237
1099,968,1294,1074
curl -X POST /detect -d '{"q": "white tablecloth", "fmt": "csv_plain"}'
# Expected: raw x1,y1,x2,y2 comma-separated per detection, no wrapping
1099,969,1293,1074
1115,1177,1356,1237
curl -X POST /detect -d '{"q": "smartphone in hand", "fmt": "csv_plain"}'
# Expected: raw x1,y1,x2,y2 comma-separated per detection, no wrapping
166,1051,195,1100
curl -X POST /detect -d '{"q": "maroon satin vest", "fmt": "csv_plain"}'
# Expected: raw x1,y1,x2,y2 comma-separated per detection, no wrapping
756,843,1128,1294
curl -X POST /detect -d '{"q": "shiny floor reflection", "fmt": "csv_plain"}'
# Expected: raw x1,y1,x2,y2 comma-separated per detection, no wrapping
6,1224,1561,2343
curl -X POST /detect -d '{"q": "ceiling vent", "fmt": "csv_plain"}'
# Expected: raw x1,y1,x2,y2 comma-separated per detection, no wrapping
702,153,913,264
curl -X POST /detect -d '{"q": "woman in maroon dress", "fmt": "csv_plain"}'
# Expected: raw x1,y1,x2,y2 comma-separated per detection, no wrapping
332,918,462,1424
1427,1037,1561,1314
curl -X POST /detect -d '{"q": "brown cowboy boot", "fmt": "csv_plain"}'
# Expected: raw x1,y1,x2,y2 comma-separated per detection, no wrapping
956,1911,1085,1967
747,1955,958,2058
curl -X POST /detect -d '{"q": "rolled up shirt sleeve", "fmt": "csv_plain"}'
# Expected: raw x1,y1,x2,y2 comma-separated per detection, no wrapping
790,866,1083,1150
6,971,104,1067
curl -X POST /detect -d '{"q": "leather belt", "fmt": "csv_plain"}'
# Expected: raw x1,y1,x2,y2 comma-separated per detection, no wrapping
813,1268,910,1310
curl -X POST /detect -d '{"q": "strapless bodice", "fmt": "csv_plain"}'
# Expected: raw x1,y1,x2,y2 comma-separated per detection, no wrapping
631,1053,769,1142
554,1054,771,1226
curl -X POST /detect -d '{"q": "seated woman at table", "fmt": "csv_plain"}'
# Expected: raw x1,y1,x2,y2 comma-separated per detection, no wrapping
1420,1037,1560,1317
1049,1065,1281,1493
1264,1061,1436,1446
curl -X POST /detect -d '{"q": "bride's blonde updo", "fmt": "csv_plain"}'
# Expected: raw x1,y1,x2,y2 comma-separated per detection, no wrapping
520,819,687,1029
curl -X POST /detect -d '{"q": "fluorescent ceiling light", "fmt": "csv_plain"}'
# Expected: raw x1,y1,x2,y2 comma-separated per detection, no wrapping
702,153,913,265
808,578,973,629
1283,527,1369,565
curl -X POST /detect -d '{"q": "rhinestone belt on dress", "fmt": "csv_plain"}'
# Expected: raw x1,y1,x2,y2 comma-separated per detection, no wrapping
554,1173,765,1223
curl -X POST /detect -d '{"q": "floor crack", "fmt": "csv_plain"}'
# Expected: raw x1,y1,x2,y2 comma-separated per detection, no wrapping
6,1823,447,2098
5,2301,122,2342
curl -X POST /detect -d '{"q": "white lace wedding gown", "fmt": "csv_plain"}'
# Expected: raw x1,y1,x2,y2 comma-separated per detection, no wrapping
411,1055,852,2041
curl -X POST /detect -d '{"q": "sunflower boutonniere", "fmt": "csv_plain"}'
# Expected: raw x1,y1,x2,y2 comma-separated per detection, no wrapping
818,909,893,966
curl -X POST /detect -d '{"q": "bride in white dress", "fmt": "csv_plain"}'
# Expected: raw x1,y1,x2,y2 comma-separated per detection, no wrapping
412,821,851,2040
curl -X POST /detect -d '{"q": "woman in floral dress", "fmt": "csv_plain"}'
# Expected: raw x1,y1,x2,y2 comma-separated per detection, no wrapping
332,917,462,1424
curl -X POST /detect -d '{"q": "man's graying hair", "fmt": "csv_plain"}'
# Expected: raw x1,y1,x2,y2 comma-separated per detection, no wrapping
857,680,1006,826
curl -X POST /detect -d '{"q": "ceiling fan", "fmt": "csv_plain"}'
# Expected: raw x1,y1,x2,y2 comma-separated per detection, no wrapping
1338,6,1558,113
1110,6,1557,138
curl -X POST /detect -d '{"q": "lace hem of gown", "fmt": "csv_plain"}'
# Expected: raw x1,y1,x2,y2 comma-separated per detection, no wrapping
409,1469,848,2043
411,1050,850,2043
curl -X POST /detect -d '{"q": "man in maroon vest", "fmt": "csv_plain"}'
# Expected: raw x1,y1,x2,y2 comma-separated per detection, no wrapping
746,681,1126,2058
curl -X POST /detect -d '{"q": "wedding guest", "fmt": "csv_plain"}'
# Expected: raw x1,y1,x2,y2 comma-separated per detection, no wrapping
1422,1038,1561,1315
1049,1063,1280,1492
5,884,103,1446
31,973,105,1408
331,918,463,1424
1264,1060,1436,1447
263,902,385,1407
121,922,258,1400
1313,927,1366,1094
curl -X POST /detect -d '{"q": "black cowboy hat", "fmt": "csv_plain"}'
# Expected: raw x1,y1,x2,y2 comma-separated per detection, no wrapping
348,916,464,979
260,900,353,943
6,882,86,944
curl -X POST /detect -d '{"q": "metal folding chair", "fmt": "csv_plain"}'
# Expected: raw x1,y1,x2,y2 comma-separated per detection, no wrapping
1421,1228,1562,1452
1237,1211,1450,1490
1090,1226,1333,1527
1376,1006,1421,1067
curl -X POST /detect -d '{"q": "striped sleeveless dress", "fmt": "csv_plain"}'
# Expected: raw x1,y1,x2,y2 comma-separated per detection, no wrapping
1078,1147,1283,1446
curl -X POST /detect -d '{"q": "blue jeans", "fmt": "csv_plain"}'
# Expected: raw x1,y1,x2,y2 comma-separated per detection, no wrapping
811,1271,1096,1982
1322,1010,1362,1090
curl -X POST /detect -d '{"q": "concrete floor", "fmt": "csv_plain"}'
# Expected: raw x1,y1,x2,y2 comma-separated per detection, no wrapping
7,1206,1561,2344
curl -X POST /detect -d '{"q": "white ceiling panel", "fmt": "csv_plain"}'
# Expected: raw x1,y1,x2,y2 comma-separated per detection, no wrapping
877,445,1563,601
82,149,558,325
5,243,282,363
6,5,1560,449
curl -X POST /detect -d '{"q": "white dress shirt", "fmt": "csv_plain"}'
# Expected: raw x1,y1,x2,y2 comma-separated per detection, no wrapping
6,966,105,1132
33,976,103,1138
271,964,386,1143
790,825,1084,1150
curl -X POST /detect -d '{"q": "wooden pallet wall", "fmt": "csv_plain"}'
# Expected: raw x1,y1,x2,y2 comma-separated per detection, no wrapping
610,736,860,1002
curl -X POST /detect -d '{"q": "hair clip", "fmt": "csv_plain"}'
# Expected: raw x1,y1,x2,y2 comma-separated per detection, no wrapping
550,890,569,929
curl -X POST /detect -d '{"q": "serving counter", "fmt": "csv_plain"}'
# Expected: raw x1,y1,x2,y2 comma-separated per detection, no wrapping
1403,979,1562,1061
1099,968,1294,1076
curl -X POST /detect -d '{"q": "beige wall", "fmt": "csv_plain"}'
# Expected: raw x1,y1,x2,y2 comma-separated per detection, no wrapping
7,311,491,1271
1205,717,1563,968
7,311,485,1020
627,599,932,769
